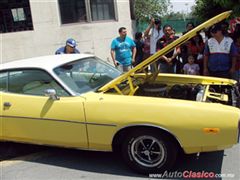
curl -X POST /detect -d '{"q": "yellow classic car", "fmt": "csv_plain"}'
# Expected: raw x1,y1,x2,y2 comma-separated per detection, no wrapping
0,11,240,174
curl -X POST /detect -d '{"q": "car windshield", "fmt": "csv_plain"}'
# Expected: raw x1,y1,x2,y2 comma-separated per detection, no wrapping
54,57,121,94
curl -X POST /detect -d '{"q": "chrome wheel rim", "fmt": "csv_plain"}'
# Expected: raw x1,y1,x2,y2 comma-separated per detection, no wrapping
130,135,165,168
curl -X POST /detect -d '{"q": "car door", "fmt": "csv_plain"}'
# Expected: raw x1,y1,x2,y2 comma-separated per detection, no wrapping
0,72,8,139
1,69,88,148
0,91,3,139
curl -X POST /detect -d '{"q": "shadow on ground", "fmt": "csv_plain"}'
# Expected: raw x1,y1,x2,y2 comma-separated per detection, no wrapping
0,142,225,179
0,142,47,161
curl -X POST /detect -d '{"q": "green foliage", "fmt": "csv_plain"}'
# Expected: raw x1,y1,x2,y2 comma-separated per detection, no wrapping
164,12,184,20
163,11,194,20
193,0,240,20
214,0,240,16
134,0,170,22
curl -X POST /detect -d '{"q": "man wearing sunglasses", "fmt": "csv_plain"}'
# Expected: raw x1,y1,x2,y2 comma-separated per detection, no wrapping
55,38,80,55
203,23,237,78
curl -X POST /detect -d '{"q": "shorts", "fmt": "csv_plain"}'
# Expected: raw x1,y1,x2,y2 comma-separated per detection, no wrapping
117,64,132,72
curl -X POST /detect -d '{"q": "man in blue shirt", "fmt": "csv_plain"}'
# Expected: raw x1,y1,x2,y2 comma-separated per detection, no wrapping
204,23,237,78
55,38,80,54
111,27,136,72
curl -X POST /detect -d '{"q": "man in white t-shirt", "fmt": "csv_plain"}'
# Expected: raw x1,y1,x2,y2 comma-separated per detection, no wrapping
144,18,164,55
144,18,164,72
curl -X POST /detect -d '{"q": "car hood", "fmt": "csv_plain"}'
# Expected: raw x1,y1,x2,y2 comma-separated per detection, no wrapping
99,11,232,93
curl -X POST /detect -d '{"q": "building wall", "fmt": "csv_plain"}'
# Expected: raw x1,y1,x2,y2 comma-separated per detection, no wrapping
1,0,134,64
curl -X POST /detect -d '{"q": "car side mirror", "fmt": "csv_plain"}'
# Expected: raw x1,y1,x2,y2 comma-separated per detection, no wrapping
44,89,60,100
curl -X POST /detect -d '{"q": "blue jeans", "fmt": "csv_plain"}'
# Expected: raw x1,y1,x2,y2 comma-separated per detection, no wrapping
159,62,175,73
209,70,230,79
233,70,240,82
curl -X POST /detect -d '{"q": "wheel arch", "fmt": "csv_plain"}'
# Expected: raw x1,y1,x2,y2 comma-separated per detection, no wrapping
112,124,183,153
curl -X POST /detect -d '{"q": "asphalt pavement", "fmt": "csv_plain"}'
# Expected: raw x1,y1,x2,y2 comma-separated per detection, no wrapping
0,142,239,180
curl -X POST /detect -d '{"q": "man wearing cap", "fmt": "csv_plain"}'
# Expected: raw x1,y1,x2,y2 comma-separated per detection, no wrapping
203,23,237,78
55,38,80,54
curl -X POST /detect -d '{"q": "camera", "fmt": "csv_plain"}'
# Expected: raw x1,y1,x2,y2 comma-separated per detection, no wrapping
154,19,161,25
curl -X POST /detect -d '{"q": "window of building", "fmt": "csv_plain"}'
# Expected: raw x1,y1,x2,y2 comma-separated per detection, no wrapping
90,0,115,21
0,0,33,33
11,8,26,22
58,0,87,24
58,0,116,24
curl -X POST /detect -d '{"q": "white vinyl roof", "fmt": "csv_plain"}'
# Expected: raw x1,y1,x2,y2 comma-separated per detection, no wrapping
0,54,94,71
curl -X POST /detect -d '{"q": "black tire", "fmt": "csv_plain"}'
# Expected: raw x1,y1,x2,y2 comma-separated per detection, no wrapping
121,129,177,174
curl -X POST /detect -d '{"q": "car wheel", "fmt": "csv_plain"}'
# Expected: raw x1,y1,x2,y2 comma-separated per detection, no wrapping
121,129,177,174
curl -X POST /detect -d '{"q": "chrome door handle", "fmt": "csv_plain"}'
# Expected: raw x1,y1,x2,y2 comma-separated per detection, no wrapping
3,102,12,107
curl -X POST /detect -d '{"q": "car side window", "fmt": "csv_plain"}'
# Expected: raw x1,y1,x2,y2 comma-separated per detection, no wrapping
0,72,7,91
7,69,69,96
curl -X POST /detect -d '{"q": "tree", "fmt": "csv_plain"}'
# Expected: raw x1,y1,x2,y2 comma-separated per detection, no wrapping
163,12,188,20
134,0,170,22
193,0,240,20
215,0,240,16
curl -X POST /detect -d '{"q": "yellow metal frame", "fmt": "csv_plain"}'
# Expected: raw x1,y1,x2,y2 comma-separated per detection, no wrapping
203,84,229,102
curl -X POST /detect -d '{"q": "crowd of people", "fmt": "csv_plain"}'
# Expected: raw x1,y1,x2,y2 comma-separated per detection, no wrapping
55,18,240,82
110,18,240,82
